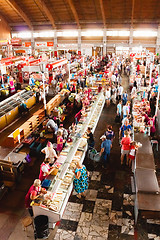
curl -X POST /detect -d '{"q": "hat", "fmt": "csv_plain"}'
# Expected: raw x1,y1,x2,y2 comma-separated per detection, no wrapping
60,124,63,127
100,135,106,140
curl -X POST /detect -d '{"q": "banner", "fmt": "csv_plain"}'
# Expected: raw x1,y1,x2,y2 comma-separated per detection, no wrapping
25,42,31,47
47,42,54,47
11,38,22,46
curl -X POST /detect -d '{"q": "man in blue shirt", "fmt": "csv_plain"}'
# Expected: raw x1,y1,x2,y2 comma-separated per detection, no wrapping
100,135,112,168
119,119,132,138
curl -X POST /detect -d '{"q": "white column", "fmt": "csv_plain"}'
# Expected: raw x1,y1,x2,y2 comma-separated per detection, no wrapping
103,28,107,56
31,31,34,55
156,24,160,54
54,30,57,56
78,29,81,54
129,27,133,52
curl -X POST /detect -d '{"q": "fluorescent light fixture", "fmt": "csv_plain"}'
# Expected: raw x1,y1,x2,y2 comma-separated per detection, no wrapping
132,46,143,52
133,30,157,37
57,31,78,37
12,31,31,39
82,30,103,36
107,31,130,36
116,46,129,51
33,31,54,38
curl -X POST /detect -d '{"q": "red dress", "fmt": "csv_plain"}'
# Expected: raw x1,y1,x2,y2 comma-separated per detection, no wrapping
57,136,63,152
39,162,50,182
25,185,41,208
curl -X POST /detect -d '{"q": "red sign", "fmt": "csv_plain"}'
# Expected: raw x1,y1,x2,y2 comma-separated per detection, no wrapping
11,38,22,46
78,51,81,56
25,42,31,47
47,42,54,47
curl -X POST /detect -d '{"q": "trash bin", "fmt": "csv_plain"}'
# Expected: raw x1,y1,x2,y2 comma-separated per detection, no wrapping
34,215,49,239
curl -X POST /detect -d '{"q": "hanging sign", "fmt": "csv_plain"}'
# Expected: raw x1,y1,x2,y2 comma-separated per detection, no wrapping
11,38,22,46
47,42,54,47
25,42,31,47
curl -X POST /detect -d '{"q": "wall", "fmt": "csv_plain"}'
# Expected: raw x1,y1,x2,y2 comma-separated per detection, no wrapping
0,16,11,40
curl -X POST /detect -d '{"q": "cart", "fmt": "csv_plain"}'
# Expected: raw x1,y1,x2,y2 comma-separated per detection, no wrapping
88,148,101,163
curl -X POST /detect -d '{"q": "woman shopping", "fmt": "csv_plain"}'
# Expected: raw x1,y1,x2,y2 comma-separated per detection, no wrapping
73,160,89,199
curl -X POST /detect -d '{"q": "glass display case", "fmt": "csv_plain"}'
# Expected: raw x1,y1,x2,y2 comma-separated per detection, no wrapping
32,92,105,225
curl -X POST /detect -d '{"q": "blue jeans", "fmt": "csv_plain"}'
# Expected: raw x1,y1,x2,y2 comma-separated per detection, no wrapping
102,152,110,167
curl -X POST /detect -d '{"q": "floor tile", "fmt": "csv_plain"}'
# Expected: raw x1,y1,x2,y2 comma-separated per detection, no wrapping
82,200,95,213
59,219,78,232
88,180,101,190
54,229,76,240
85,189,98,201
62,202,83,222
91,171,101,181
93,199,112,215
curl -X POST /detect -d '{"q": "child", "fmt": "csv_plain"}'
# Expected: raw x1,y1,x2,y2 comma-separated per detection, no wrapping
128,141,138,167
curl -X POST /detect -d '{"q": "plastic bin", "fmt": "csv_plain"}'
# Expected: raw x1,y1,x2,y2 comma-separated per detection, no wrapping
34,215,49,239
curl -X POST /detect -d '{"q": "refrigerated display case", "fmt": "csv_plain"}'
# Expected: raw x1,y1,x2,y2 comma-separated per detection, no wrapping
32,91,105,226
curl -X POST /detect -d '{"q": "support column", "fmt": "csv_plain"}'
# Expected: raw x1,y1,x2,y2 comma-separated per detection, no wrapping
31,31,34,56
103,28,107,56
78,29,81,55
54,30,58,57
129,27,133,52
156,24,160,54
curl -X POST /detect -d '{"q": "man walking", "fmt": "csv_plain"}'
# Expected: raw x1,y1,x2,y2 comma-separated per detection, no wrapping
100,135,112,168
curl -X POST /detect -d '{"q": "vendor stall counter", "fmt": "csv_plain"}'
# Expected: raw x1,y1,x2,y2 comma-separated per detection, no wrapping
32,92,105,226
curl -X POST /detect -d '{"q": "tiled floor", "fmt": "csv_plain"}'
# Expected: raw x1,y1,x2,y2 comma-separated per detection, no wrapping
0,74,160,239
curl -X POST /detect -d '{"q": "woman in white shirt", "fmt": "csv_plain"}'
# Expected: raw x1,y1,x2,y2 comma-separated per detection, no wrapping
41,141,58,165
105,87,111,107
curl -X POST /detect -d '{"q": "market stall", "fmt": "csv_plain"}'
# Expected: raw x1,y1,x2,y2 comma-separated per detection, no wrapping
32,91,105,226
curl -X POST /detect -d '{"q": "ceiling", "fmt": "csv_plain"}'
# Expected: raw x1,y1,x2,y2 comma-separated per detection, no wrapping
0,0,160,31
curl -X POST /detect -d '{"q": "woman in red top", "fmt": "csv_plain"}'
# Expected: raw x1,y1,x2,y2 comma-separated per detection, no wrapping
39,158,52,182
25,179,46,216
121,130,131,165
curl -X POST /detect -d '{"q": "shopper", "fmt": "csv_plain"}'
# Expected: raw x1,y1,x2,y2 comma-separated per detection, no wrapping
73,160,88,199
58,124,68,141
122,103,129,118
105,125,115,142
100,135,112,168
128,141,138,167
46,117,58,134
25,179,47,217
119,119,132,138
121,130,131,165
122,91,128,105
105,87,111,107
41,141,58,165
118,84,123,100
57,131,65,156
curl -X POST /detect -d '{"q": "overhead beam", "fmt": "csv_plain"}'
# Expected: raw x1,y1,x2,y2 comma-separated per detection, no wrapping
99,0,106,27
66,0,80,28
34,0,56,29
5,0,33,30
131,0,135,26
